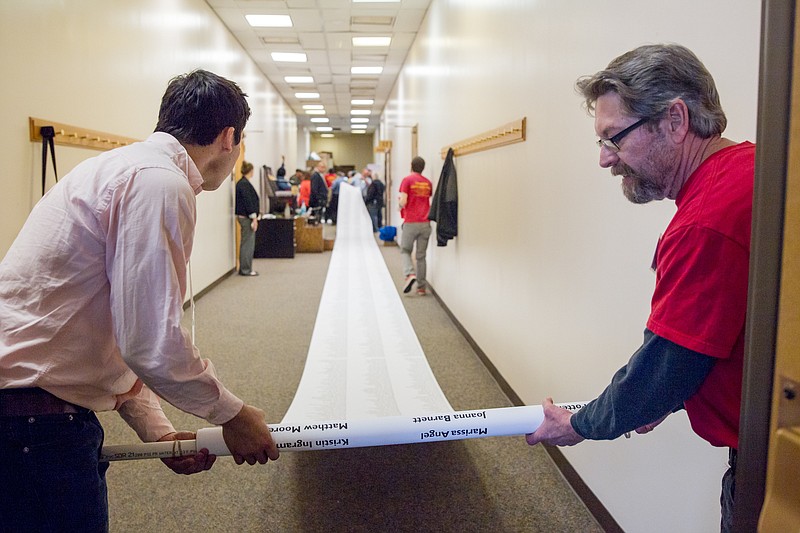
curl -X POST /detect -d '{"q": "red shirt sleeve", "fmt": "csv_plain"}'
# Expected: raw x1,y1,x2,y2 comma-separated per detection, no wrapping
647,225,749,359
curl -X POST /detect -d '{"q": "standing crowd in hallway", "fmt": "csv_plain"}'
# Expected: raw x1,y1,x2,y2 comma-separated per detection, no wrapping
289,161,387,232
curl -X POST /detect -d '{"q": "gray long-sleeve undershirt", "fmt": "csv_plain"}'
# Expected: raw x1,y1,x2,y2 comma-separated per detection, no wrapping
570,328,716,440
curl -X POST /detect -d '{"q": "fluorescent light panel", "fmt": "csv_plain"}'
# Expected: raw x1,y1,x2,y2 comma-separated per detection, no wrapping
271,52,307,62
350,109,372,115
295,92,319,99
310,118,329,123
351,66,383,74
305,110,326,115
351,117,369,123
320,134,335,138
351,124,367,129
285,76,313,83
303,104,324,110
316,127,333,132
352,0,399,3
352,130,366,134
351,99,374,105
246,14,292,27
352,36,391,47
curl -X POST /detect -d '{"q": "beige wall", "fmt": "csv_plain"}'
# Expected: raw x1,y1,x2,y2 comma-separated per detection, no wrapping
310,132,378,173
382,1,761,532
0,0,298,293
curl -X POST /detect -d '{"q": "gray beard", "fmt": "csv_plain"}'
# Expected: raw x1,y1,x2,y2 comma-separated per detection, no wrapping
613,164,666,204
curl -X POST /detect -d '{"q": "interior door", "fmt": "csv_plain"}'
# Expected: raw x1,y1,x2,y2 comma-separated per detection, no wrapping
758,4,800,529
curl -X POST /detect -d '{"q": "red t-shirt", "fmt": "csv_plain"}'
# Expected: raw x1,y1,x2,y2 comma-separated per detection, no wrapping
647,142,755,449
400,172,432,223
298,180,311,207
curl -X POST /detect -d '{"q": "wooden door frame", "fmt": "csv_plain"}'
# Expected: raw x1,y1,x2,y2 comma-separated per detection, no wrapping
734,1,796,530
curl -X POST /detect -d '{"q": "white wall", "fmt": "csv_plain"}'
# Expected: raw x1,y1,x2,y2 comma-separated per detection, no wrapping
383,1,761,531
0,0,297,293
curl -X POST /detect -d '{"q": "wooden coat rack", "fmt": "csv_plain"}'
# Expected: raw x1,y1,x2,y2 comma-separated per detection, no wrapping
29,117,140,151
441,117,526,158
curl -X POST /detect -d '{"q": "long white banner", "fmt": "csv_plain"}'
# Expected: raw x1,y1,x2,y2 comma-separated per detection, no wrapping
281,183,452,422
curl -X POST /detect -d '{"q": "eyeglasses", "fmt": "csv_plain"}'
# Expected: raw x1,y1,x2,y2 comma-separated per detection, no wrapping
596,116,651,152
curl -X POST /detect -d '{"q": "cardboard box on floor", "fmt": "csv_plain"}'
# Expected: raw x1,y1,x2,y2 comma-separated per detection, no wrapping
295,217,324,253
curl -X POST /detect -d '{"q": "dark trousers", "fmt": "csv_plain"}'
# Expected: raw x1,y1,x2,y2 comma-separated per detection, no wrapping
0,411,109,532
237,217,255,275
720,448,736,533
367,203,383,232
328,194,339,224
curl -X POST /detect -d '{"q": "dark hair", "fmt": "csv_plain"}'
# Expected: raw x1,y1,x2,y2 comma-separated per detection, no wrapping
155,69,251,146
576,44,726,138
411,156,425,173
240,161,254,176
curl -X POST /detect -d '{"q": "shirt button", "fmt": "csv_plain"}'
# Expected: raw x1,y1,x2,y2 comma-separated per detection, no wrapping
28,417,35,424
22,447,30,453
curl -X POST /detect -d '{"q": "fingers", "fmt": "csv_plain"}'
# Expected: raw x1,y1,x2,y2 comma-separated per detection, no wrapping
233,449,275,466
162,449,217,475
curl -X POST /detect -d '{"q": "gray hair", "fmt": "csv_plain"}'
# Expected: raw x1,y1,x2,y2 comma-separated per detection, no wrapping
575,44,726,138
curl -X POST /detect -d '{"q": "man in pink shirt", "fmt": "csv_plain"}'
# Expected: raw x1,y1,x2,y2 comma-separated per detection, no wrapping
0,70,278,531
398,156,433,296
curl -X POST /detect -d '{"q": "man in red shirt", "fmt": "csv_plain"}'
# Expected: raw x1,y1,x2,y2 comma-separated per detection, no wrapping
398,156,433,296
525,44,753,533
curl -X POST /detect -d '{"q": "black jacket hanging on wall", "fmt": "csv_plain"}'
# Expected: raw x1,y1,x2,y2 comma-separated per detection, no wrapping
428,147,458,246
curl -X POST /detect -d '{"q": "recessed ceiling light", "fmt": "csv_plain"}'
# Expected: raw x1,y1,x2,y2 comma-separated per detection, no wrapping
350,109,372,115
295,92,320,99
352,130,366,134
272,52,307,63
303,104,324,110
316,127,333,132
310,118,329,123
352,37,392,47
285,76,314,83
305,110,326,115
351,66,383,75
246,14,292,27
320,134,335,138
352,0,399,3
351,117,369,123
351,124,368,129
351,99,374,105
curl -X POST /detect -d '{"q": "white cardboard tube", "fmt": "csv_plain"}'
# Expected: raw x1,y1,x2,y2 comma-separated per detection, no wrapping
100,402,587,462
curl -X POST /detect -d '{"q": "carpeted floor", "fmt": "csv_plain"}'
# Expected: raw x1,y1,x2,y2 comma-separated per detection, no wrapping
99,236,602,532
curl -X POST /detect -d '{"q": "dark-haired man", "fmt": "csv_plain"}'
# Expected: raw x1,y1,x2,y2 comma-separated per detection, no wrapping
525,44,753,533
398,156,433,296
0,69,278,530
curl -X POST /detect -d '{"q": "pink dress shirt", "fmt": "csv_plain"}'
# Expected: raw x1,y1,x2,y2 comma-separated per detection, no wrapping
0,132,243,442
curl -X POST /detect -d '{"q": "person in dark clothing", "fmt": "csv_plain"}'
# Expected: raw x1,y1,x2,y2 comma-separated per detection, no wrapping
275,156,291,191
525,44,753,533
309,161,329,221
365,175,386,232
235,161,260,276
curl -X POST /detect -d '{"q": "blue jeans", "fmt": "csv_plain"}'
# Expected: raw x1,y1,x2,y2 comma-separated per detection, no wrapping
0,411,109,532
